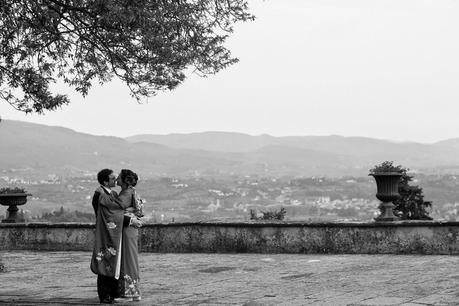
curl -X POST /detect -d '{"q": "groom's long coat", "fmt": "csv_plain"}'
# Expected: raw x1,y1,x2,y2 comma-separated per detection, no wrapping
90,187,125,278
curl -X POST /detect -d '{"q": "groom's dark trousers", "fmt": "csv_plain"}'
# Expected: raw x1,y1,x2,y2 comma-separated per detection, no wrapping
97,275,120,302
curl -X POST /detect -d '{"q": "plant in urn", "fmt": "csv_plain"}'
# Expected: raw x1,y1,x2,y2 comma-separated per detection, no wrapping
369,161,403,221
0,187,31,223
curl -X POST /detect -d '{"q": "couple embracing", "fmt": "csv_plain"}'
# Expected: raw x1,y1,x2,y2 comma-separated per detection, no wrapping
90,168,144,304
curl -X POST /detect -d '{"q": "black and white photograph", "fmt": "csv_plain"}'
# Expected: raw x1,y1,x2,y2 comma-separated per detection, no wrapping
1,0,459,305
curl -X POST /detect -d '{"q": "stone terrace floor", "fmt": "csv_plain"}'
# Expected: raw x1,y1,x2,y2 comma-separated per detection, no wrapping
1,251,459,306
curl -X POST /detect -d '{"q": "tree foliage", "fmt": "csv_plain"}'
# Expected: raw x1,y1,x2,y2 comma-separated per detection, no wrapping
394,167,433,220
0,0,254,113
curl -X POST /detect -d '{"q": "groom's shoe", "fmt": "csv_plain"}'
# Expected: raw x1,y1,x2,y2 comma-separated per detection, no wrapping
100,298,114,304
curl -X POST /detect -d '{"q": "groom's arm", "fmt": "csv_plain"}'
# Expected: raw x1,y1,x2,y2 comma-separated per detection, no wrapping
99,191,142,227
111,191,136,226
98,192,124,211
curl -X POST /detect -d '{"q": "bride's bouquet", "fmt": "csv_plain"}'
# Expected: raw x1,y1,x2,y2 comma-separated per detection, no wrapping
132,188,145,218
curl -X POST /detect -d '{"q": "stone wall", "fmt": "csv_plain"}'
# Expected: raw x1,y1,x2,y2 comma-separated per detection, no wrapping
2,221,459,254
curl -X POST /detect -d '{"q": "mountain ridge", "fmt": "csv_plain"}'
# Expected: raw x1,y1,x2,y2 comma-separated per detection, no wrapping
2,119,459,178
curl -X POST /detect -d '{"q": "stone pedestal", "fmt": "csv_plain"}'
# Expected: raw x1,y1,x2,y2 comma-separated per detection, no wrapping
374,202,400,222
2,205,25,223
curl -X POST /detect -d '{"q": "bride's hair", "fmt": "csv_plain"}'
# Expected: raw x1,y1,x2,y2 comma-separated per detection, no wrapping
120,169,138,187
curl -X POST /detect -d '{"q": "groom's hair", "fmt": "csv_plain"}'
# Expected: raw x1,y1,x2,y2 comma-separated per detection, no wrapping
97,169,113,185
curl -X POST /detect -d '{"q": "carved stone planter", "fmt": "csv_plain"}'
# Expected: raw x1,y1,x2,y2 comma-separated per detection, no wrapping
369,172,402,222
0,193,31,223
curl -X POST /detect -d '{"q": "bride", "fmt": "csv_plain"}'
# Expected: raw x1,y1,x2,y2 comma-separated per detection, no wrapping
116,169,144,301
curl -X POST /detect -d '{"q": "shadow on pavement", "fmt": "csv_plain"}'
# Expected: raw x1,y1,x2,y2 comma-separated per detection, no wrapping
0,297,100,305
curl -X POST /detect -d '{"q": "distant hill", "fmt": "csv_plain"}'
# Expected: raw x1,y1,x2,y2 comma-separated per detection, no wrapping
126,131,459,172
434,138,459,149
126,132,279,152
3,120,459,178
0,120,244,178
126,132,430,159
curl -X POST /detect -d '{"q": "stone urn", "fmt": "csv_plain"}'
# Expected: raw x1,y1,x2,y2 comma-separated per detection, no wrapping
369,172,402,221
0,193,31,223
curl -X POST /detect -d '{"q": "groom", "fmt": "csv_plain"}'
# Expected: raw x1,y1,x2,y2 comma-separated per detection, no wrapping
90,168,142,304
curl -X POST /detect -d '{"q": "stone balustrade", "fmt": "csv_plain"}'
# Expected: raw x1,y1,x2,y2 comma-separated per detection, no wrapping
1,221,459,254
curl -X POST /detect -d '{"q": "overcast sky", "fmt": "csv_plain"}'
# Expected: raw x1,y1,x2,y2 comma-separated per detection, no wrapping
1,0,459,143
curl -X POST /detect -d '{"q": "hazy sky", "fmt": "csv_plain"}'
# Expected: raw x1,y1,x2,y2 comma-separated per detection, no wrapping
1,0,459,143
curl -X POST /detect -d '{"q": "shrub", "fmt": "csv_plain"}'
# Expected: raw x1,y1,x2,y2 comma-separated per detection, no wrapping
369,161,403,174
250,207,286,221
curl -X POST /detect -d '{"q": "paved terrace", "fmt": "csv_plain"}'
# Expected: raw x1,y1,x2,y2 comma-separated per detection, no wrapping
1,251,459,305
